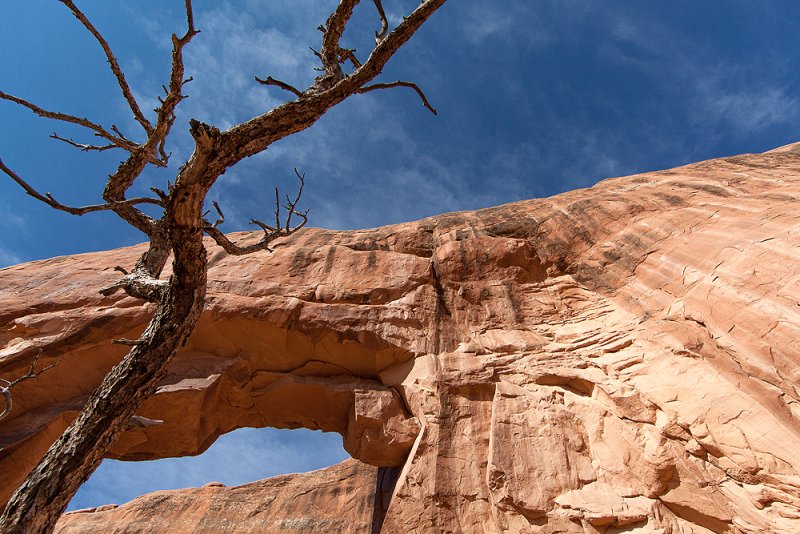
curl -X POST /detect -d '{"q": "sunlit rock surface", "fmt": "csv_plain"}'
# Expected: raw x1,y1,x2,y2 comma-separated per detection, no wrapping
1,142,800,532
56,459,384,533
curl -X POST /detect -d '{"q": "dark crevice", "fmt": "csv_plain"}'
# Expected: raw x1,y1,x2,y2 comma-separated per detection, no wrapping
370,465,401,534
430,260,450,354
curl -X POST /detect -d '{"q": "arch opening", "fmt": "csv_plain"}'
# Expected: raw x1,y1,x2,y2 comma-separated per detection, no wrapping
67,426,349,512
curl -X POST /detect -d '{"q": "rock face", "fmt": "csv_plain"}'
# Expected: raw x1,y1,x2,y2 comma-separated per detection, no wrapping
1,143,800,532
56,459,385,533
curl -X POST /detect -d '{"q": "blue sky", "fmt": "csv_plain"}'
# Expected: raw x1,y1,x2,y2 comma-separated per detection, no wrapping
1,0,799,510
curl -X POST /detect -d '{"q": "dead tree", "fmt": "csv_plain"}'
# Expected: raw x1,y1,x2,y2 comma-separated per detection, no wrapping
0,1,446,532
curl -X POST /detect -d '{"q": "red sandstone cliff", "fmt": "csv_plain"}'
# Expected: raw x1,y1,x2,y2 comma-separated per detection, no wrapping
2,143,800,532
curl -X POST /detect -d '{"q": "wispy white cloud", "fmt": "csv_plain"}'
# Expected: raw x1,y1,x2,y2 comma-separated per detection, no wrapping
0,246,21,268
0,198,27,268
178,7,297,133
455,3,552,47
693,78,799,133
601,10,800,139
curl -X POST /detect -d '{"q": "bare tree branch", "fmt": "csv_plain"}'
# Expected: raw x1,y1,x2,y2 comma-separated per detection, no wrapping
149,28,198,147
204,171,307,255
99,0,199,244
254,76,304,98
338,47,362,69
0,351,61,422
49,133,118,153
142,2,198,170
0,90,138,151
216,0,446,167
355,0,447,83
284,168,307,231
0,1,447,530
207,200,225,228
319,0,359,84
373,0,389,43
358,80,437,114
59,0,153,135
0,158,163,216
183,0,196,34
99,272,169,302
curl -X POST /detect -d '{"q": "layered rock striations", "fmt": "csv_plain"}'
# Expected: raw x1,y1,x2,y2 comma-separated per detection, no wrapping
1,143,800,532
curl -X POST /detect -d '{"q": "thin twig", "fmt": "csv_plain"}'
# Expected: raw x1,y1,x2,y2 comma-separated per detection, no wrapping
357,81,438,114
50,133,118,153
1,350,61,421
0,90,138,151
4,351,61,389
59,0,153,134
204,170,307,255
254,76,303,98
273,187,281,231
210,200,225,228
0,158,163,216
284,168,307,230
110,125,132,143
373,0,389,43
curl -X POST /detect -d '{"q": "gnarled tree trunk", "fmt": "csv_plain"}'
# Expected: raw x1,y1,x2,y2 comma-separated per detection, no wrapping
0,1,447,531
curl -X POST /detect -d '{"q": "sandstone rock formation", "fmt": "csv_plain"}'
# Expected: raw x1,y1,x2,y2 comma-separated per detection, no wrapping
56,459,385,533
1,142,800,532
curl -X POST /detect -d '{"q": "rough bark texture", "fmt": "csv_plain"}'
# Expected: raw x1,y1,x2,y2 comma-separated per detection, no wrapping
0,159,210,534
3,142,800,531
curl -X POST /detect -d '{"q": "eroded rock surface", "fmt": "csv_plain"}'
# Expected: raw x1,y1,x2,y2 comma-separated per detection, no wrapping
56,459,383,533
2,143,800,532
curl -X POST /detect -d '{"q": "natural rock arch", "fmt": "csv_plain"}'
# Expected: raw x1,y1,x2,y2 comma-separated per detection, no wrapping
3,144,800,531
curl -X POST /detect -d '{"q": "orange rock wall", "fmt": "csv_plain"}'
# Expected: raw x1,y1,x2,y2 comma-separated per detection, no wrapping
1,143,800,531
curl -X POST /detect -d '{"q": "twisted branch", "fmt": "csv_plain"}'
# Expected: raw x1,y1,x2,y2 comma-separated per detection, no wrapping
358,80,437,114
255,76,304,98
100,0,198,240
0,158,162,216
59,0,153,134
319,0,359,84
0,90,138,151
373,0,389,43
